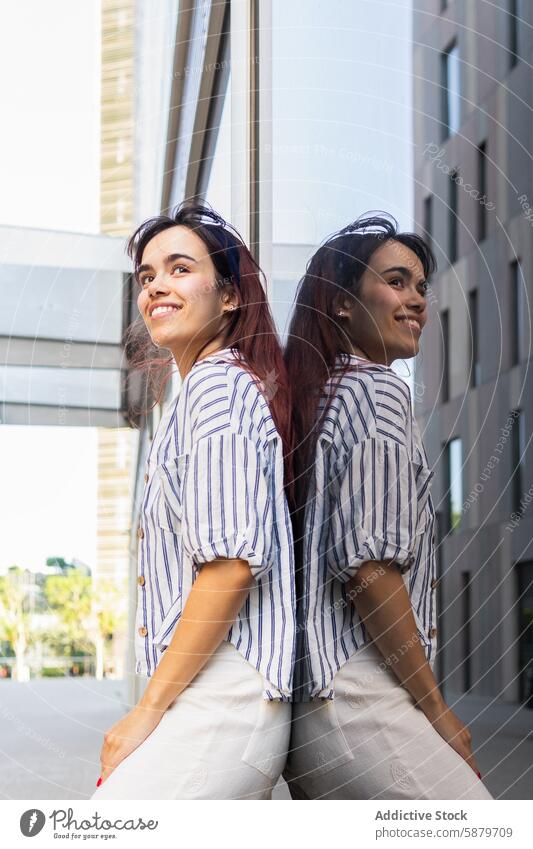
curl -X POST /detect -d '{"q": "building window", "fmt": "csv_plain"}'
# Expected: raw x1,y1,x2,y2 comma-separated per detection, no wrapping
508,0,520,68
515,561,533,705
434,511,445,687
441,309,450,403
423,195,432,250
449,171,458,264
441,40,460,140
477,141,487,242
441,0,448,11
468,289,480,387
461,571,472,692
444,437,463,533
510,259,523,366
511,408,525,513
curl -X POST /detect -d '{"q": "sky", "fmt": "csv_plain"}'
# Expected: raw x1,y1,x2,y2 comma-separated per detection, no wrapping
0,0,101,575
0,426,98,573
0,0,101,233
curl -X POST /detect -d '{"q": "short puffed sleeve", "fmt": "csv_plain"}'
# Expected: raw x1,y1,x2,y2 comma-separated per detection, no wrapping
181,431,275,581
326,436,419,582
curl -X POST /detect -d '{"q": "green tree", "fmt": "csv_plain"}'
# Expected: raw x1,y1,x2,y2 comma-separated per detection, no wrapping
85,578,128,679
0,566,33,680
43,569,127,679
43,569,93,656
45,557,76,575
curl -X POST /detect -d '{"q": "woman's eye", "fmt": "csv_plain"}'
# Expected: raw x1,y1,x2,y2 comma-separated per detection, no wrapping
172,265,188,274
140,276,153,287
389,277,403,287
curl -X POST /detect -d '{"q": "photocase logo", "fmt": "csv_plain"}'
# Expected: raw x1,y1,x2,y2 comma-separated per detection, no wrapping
20,809,46,837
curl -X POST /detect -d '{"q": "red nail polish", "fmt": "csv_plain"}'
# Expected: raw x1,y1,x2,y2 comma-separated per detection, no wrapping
96,777,102,787
477,772,482,779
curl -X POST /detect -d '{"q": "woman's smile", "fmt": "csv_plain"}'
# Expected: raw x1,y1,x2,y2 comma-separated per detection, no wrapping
150,303,183,320
395,314,422,335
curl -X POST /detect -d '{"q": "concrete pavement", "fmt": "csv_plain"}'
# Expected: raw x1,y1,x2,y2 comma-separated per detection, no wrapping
0,678,530,800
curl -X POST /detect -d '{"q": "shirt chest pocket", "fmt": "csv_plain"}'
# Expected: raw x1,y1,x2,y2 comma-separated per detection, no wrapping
411,447,435,536
156,453,189,533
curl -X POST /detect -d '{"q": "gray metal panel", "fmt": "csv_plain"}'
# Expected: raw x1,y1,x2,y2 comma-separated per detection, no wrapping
0,225,147,426
0,263,124,343
1,365,123,409
0,336,124,369
0,404,128,427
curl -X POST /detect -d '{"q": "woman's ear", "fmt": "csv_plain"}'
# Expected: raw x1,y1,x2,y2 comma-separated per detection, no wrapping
333,292,353,319
221,285,239,314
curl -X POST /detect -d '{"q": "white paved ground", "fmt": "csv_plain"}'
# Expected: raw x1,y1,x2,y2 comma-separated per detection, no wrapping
0,679,530,800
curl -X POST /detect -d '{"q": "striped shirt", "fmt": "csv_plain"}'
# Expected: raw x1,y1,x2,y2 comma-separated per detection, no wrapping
294,354,437,701
134,347,296,701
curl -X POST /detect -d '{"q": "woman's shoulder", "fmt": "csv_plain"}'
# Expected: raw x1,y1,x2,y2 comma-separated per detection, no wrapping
181,355,231,420
323,362,412,447
183,350,276,445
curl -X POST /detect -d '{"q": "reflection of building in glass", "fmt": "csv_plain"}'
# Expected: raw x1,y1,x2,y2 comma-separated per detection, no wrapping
414,1,533,705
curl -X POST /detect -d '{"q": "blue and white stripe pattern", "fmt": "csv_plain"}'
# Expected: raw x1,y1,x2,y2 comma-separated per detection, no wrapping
134,347,296,701
295,354,437,701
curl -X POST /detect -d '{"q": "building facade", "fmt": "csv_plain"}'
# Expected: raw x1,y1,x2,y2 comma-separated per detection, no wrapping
413,0,533,704
100,0,135,236
95,0,138,682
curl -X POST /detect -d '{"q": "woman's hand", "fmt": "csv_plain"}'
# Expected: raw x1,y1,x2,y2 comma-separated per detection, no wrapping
98,704,164,786
421,700,481,777
348,561,483,779
96,559,253,788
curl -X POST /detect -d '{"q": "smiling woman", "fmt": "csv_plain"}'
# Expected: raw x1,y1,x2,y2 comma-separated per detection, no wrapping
123,203,293,482
91,201,297,800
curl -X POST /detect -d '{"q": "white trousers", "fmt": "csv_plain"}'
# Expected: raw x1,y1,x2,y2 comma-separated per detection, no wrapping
283,641,493,800
91,640,291,800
